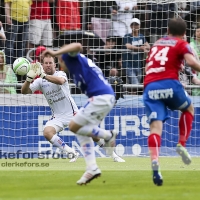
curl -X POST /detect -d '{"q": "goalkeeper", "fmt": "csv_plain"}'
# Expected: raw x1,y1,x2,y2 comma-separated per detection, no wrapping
21,54,79,162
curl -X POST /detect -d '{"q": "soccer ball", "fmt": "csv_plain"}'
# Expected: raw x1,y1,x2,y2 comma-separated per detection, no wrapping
13,57,31,76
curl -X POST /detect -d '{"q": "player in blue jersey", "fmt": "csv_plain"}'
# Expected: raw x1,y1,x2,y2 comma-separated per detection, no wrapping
42,43,117,185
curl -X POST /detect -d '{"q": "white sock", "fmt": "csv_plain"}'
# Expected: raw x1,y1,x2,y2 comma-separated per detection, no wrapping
97,139,105,147
76,125,112,140
50,135,75,154
76,135,98,170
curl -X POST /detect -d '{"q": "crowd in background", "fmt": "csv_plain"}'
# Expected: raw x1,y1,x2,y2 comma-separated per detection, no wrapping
0,1,200,95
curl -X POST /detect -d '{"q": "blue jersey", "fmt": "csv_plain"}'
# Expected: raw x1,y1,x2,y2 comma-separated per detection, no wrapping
62,53,114,98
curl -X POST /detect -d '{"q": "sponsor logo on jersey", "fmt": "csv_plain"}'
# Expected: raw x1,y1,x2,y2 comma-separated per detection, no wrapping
42,84,50,88
48,96,66,104
154,39,177,46
46,88,62,96
148,88,173,100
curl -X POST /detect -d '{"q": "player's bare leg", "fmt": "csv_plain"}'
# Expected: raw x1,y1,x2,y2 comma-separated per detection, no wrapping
176,104,193,165
43,126,79,162
148,120,163,186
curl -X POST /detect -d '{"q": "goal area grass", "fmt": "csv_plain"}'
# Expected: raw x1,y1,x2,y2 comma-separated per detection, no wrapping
0,157,200,200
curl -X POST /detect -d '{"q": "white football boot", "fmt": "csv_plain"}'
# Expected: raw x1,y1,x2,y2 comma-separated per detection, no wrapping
77,168,101,185
69,152,80,163
112,151,125,162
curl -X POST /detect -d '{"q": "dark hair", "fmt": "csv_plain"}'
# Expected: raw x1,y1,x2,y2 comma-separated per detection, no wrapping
168,18,187,36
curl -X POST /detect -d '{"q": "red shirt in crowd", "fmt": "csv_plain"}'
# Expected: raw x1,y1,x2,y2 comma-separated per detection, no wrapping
56,0,81,30
30,1,51,20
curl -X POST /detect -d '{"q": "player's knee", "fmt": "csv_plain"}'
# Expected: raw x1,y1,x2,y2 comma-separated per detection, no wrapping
69,121,81,134
69,120,77,132
43,127,55,140
43,128,51,138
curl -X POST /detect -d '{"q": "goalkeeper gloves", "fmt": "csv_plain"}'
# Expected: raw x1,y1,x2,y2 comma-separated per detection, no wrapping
26,63,39,82
36,62,47,79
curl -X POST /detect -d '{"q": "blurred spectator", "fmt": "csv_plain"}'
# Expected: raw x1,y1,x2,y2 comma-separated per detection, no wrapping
56,0,81,32
122,18,150,84
96,36,122,78
28,0,53,51
49,0,59,38
190,1,200,22
146,2,175,45
4,0,32,64
110,0,137,37
184,2,199,40
0,21,6,50
85,1,117,43
0,50,17,94
0,1,5,23
177,2,187,18
190,25,200,59
107,68,124,102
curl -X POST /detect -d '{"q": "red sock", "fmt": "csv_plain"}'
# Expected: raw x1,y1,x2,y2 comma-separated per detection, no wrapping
148,133,161,161
178,111,193,147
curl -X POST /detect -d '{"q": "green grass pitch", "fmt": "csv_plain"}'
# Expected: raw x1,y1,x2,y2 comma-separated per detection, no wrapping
0,157,200,200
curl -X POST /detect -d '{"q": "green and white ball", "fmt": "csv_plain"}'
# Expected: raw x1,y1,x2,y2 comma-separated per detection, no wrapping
13,57,31,76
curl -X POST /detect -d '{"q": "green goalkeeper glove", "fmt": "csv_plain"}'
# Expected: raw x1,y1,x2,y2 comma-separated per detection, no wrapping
26,63,39,82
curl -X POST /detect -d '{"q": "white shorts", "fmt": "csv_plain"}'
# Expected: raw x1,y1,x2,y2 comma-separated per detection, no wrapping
44,116,72,132
29,19,53,46
72,94,115,126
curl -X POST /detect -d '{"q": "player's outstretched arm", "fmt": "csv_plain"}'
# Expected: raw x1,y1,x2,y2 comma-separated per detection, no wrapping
184,53,200,72
21,81,32,94
42,43,82,57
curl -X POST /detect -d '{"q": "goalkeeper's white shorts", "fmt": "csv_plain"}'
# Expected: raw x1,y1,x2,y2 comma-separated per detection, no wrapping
72,94,115,126
44,116,72,133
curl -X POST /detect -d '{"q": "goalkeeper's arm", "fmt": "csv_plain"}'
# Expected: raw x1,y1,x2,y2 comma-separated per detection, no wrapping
44,75,66,85
21,81,32,94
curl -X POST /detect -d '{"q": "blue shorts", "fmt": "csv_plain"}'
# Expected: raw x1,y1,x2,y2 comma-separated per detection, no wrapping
143,79,191,124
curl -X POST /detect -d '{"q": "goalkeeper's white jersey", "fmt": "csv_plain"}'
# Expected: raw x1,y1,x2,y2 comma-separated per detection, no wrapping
30,71,78,118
